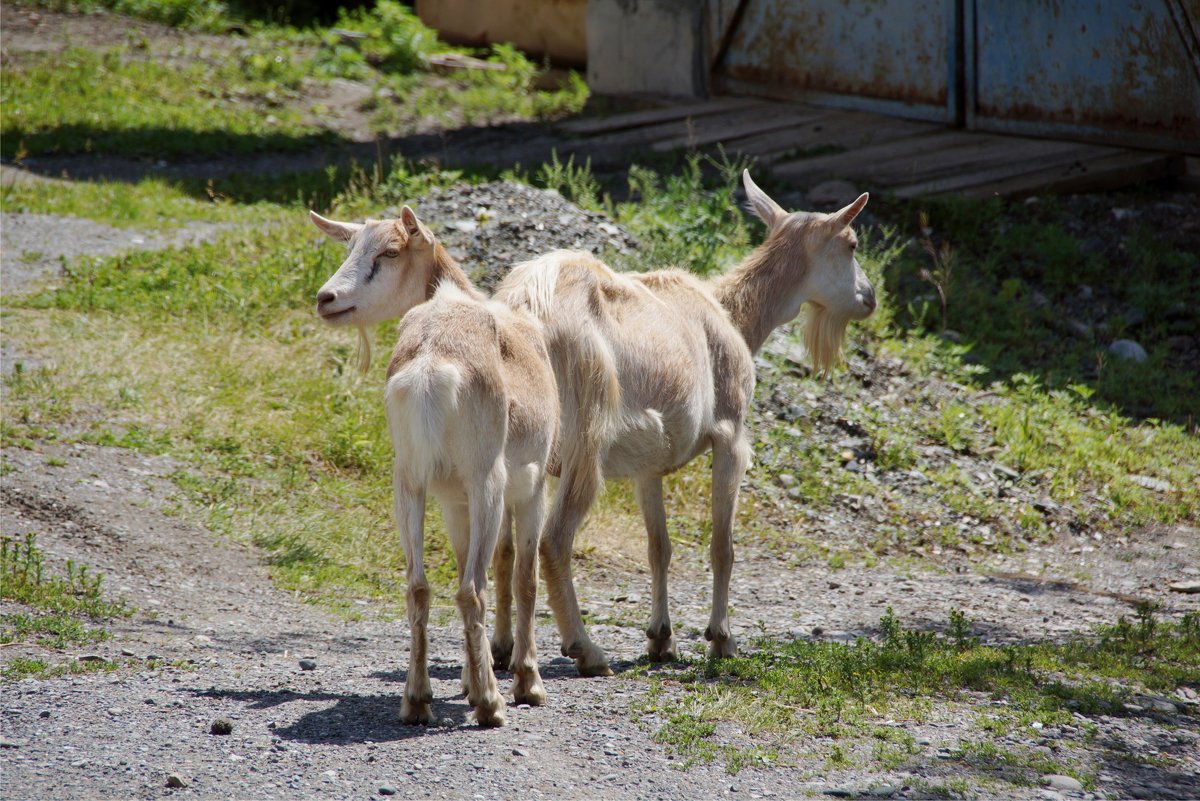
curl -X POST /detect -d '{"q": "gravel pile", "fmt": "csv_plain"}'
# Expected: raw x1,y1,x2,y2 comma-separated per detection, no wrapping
393,181,638,291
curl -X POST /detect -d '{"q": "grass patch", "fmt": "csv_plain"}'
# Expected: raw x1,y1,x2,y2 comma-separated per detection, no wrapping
1,533,132,620
2,47,326,159
635,607,1198,775
1,533,133,675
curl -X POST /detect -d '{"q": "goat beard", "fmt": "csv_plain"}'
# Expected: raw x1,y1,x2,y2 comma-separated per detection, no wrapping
356,325,372,373
803,303,850,375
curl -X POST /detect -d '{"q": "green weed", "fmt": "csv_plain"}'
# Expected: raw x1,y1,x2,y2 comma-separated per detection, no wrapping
637,608,1199,773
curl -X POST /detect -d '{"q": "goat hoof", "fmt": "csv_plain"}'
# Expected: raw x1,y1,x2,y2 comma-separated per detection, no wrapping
473,693,506,728
490,637,515,669
400,698,435,726
647,635,679,662
707,635,737,659
513,670,547,706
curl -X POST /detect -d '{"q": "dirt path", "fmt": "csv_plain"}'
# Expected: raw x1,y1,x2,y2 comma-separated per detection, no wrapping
3,431,1198,800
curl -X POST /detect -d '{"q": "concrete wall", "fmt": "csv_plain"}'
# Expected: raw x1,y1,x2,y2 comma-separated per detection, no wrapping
586,0,709,97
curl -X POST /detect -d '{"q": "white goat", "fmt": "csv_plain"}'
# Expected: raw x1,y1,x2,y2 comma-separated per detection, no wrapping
312,207,557,726
494,170,876,675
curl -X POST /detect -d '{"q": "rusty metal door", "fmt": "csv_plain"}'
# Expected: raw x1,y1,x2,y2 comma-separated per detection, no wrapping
711,0,1200,150
711,0,963,123
966,0,1200,151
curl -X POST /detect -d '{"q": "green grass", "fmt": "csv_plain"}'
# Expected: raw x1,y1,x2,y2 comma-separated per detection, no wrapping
1,533,132,620
636,607,1198,776
1,533,134,677
877,194,1199,424
0,174,292,229
1,47,326,159
3,3,587,160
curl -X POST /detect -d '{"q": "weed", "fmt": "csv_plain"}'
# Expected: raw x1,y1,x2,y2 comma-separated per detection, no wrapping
1,533,132,620
637,607,1199,772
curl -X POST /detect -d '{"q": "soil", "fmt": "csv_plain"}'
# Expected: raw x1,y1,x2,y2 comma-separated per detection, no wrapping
2,8,1198,801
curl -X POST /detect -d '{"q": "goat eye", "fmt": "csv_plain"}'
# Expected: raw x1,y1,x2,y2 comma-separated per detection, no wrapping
383,248,400,259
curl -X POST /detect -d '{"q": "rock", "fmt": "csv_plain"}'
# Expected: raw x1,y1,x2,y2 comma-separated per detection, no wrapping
298,658,317,671
807,180,860,208
1029,290,1050,309
993,464,1020,481
1128,474,1172,492
0,737,23,748
1108,339,1147,363
38,710,50,718
777,473,797,488
867,785,898,798
512,748,528,757
1169,581,1200,594
166,774,188,789
76,654,107,663
1065,319,1092,340
379,785,398,796
210,718,233,735
1041,774,1083,792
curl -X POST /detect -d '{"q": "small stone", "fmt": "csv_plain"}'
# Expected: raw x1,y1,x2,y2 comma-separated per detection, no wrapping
210,718,233,735
1108,339,1147,363
777,473,797,488
379,786,397,796
512,748,528,757
867,786,898,798
298,658,317,671
39,710,50,718
1041,774,1082,792
1065,319,1092,340
786,487,803,501
120,648,136,657
0,737,23,748
1169,581,1200,594
77,654,107,663
1128,474,1172,492
166,774,187,789
993,464,1020,481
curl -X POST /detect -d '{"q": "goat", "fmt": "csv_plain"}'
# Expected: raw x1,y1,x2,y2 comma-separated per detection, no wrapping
493,170,875,675
312,207,557,726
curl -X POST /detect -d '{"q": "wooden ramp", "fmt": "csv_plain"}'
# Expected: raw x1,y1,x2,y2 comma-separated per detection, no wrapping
557,98,1185,199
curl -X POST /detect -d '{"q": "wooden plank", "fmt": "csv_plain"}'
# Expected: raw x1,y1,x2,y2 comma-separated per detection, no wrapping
650,106,829,152
737,111,939,162
890,144,1122,197
772,129,982,183
559,97,765,135
957,151,1182,199
861,136,1096,187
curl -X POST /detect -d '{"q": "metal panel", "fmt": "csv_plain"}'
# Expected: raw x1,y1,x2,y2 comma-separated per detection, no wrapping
715,0,960,122
968,0,1200,151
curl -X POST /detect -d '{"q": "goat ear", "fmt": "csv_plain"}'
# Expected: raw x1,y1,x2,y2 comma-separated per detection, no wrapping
743,169,786,230
309,210,361,242
399,205,433,246
829,193,869,230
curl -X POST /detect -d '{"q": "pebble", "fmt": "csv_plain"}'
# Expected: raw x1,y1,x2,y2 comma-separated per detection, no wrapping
379,786,397,796
1041,774,1083,792
1169,581,1200,594
298,659,317,671
166,774,187,789
210,719,233,735
1108,339,1147,362
512,748,528,757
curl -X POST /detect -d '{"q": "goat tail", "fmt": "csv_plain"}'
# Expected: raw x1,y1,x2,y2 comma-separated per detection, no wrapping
384,356,463,485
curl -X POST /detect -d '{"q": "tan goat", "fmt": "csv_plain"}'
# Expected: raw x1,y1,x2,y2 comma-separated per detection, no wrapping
311,207,557,726
494,170,876,675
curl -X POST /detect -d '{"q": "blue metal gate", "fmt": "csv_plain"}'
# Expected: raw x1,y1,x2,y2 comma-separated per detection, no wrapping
711,0,1200,151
